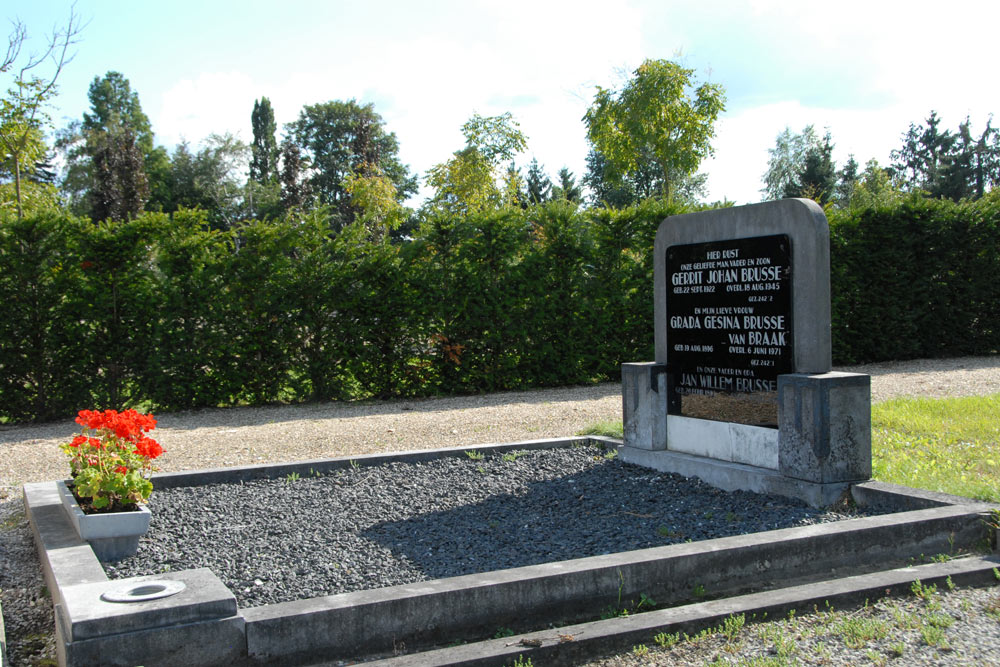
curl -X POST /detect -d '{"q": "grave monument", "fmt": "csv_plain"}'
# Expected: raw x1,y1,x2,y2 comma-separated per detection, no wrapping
621,198,872,506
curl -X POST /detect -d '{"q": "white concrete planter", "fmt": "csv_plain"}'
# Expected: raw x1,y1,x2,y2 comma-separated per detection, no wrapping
57,480,151,562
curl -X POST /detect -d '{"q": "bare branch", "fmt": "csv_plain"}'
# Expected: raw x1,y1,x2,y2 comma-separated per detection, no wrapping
1,3,86,218
2,19,26,73
16,4,85,93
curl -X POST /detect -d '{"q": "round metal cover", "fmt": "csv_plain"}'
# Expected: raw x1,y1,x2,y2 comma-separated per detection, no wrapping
101,579,186,603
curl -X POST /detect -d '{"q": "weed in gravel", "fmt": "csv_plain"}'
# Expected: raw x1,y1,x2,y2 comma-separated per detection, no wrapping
285,472,300,483
685,626,715,644
919,623,949,648
657,525,679,538
984,594,1000,620
721,613,746,642
653,631,680,648
924,611,955,629
835,615,891,649
349,459,360,470
890,640,905,657
501,450,527,463
464,450,484,461
865,648,888,666
756,624,796,659
1,510,24,530
511,654,532,667
603,448,618,460
632,643,649,656
890,604,921,630
911,579,937,601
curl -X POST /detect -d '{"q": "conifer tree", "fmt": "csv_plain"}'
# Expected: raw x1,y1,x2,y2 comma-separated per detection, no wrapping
552,167,582,203
525,157,551,204
250,97,278,184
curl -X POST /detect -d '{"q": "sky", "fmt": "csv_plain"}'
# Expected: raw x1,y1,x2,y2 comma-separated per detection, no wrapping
10,0,1000,205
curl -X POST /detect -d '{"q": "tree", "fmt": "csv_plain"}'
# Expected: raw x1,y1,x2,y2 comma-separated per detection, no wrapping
890,111,954,196
937,116,999,200
164,133,249,227
584,59,725,200
889,112,1000,201
784,130,836,204
551,167,582,203
502,162,525,208
584,145,705,207
88,123,148,221
0,7,83,218
286,99,416,226
835,154,859,208
343,164,407,240
249,97,278,185
846,159,903,209
278,137,311,211
525,157,551,204
425,112,528,215
584,147,642,208
59,72,169,217
761,125,819,201
82,72,153,151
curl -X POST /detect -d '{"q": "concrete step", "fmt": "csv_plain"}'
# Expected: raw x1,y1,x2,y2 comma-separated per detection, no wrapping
364,554,1000,667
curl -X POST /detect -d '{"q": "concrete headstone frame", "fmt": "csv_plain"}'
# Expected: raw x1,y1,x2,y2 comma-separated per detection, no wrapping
621,198,872,506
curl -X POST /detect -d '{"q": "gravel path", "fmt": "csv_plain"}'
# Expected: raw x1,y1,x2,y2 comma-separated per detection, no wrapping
1,355,998,665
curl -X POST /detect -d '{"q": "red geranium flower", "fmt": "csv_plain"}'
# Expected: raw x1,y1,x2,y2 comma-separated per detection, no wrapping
75,409,105,430
134,436,163,460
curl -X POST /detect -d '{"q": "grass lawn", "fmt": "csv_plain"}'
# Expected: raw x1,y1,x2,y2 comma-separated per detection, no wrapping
872,394,999,502
581,393,1000,503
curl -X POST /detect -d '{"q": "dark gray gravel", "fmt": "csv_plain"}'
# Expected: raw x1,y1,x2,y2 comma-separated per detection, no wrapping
105,445,882,608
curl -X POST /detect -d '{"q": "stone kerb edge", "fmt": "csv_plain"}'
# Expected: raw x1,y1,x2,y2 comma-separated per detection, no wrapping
653,198,831,373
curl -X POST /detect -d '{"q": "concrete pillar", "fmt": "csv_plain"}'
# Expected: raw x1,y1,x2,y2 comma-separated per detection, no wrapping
778,372,872,484
621,362,670,450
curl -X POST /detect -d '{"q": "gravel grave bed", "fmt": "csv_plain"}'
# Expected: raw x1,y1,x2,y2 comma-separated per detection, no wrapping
106,444,889,608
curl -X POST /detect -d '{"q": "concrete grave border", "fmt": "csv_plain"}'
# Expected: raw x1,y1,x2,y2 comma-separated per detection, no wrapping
25,437,999,666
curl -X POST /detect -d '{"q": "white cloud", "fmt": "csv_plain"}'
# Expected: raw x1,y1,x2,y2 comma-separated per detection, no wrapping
153,71,261,148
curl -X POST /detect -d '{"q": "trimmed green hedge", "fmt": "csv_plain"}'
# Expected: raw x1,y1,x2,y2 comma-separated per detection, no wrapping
2,194,997,423
828,193,1000,364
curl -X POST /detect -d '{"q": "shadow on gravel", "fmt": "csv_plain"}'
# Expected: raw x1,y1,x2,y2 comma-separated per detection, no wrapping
359,458,875,581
